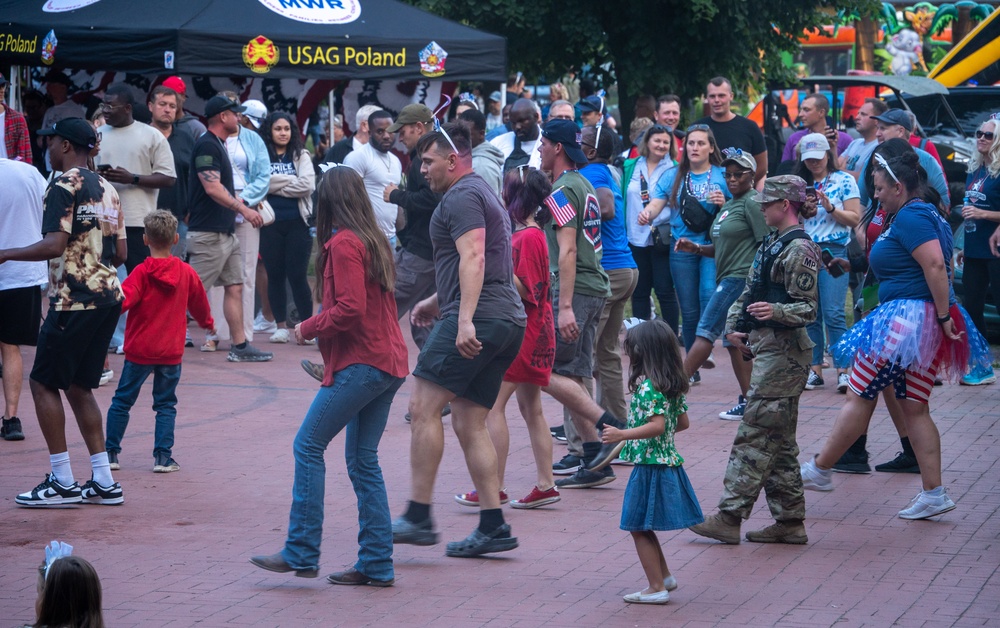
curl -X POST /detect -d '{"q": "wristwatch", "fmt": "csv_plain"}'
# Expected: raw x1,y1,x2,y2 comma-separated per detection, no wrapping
132,174,140,185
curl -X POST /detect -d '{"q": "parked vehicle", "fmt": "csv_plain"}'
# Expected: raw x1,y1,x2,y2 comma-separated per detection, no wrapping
953,221,1000,341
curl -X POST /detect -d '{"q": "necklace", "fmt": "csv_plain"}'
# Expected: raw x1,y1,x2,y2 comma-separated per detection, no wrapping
374,148,393,173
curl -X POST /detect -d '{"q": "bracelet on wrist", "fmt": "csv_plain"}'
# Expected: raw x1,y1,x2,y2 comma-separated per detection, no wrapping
936,312,951,325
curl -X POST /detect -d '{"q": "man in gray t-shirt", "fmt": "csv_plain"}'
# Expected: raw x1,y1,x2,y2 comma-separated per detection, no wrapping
392,123,526,559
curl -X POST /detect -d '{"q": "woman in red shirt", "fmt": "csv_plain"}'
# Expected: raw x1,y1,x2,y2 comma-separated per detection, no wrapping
251,166,408,587
454,167,560,510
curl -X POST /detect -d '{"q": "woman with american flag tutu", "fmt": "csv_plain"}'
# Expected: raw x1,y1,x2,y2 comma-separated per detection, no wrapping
800,152,991,521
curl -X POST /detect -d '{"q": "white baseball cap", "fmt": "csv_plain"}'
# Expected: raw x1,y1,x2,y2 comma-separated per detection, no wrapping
242,99,267,129
798,132,830,161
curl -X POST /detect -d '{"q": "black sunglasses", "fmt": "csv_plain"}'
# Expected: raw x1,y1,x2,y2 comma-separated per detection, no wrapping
976,130,995,140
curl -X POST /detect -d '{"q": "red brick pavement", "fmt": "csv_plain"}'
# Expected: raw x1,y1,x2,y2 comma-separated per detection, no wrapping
1,329,997,627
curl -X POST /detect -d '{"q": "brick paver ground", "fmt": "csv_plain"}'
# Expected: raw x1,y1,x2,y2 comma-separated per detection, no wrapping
1,327,997,627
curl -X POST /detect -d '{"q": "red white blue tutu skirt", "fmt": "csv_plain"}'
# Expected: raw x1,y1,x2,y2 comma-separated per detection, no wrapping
833,299,990,382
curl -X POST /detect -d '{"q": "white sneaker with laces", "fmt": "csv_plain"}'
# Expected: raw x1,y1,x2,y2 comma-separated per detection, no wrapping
253,312,278,334
898,489,956,520
837,373,850,393
801,457,834,491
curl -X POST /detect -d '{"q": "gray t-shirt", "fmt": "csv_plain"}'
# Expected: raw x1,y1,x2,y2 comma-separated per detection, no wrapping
429,172,526,325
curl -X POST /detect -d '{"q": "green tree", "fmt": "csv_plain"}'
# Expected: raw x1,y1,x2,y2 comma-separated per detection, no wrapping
405,0,877,127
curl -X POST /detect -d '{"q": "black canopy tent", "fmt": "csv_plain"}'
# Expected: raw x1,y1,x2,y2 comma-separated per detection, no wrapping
0,0,506,81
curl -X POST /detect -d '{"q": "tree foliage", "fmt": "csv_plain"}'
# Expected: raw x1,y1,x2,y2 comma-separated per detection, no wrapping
404,0,878,124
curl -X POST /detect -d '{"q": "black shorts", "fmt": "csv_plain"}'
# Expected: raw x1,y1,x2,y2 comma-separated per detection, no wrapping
413,315,525,409
0,286,43,346
31,304,122,391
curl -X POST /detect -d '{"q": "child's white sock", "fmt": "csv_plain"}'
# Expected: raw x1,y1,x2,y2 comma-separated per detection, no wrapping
50,452,74,486
91,451,114,487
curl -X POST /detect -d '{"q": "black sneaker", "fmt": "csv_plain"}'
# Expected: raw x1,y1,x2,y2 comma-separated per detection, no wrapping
550,425,567,441
445,523,518,558
689,371,701,385
15,474,83,506
81,478,124,505
585,441,626,471
874,451,920,474
391,517,439,546
153,453,180,473
555,466,615,489
805,372,824,390
718,397,746,421
108,450,120,470
1,416,25,441
552,454,582,475
832,449,871,474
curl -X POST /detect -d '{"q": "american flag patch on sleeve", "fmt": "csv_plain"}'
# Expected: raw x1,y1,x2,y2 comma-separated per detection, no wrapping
545,187,577,227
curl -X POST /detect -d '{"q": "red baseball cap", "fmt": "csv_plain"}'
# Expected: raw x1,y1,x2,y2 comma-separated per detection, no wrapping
162,76,186,96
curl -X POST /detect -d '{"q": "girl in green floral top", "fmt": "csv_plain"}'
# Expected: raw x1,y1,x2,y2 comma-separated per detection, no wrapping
601,319,704,605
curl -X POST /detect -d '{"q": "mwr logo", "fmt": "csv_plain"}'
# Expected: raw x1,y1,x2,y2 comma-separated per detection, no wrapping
43,0,102,12
258,0,361,25
244,36,279,74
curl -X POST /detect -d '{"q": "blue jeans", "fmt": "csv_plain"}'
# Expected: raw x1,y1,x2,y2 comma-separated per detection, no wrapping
105,360,182,457
111,264,128,349
695,276,746,346
807,243,850,368
669,247,717,351
282,364,404,578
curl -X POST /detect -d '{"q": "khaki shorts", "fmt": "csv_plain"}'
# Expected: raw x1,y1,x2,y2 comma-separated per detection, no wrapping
187,231,243,288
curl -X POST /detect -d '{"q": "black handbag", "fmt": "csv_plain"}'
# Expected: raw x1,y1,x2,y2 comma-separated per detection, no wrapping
678,174,714,233
640,171,671,253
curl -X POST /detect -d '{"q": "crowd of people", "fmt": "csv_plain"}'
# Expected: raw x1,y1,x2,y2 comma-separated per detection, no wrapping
0,68,998,609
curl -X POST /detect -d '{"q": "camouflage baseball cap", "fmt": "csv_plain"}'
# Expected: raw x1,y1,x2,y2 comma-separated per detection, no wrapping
753,175,808,203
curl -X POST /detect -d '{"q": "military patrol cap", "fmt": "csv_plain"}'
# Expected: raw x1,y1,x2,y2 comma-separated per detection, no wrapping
753,175,808,203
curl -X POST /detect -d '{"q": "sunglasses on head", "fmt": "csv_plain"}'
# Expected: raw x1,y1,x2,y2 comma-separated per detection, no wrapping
686,123,710,133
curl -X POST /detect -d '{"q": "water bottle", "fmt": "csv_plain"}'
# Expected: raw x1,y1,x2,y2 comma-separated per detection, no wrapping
964,196,976,233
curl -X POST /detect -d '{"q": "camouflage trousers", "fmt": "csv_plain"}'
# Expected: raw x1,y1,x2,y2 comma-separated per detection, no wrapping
718,396,806,522
718,327,811,522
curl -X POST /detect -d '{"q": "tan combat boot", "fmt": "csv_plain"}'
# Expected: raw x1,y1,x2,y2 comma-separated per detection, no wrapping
688,511,741,544
744,520,808,544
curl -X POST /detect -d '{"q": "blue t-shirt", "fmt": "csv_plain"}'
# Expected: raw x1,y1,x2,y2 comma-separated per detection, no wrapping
963,166,1000,259
870,200,953,303
652,166,730,244
580,163,636,270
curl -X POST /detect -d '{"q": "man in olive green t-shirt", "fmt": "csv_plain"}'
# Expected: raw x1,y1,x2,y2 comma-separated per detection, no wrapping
537,120,625,490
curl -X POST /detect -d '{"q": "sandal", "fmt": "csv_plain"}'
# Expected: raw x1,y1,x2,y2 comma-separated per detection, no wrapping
200,339,218,352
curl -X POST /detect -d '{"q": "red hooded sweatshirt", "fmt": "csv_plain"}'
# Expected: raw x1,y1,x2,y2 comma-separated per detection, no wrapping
121,256,214,365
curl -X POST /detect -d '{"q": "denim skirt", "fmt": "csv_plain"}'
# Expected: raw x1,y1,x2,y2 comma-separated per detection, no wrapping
620,464,704,532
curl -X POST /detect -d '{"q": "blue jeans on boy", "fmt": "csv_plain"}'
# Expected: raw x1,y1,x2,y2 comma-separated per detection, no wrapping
282,364,404,579
670,247,717,351
105,360,182,458
807,243,851,368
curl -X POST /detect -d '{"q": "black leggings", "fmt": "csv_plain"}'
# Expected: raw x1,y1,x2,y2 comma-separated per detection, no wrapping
961,256,1000,336
629,243,679,333
259,219,314,325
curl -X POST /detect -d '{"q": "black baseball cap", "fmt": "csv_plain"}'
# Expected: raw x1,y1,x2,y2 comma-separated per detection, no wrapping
204,95,245,119
541,119,588,164
37,117,97,149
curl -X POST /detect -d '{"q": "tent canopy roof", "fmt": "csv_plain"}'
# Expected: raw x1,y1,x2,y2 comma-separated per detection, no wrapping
0,0,506,81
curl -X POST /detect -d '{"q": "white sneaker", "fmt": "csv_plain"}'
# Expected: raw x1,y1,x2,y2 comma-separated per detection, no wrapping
253,313,277,334
270,328,290,344
801,457,834,492
99,369,114,386
623,589,669,604
898,489,956,520
837,373,850,394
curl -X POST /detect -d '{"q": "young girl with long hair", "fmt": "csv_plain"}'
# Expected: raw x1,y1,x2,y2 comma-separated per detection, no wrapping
251,166,408,587
600,319,701,605
33,552,105,628
454,167,559,509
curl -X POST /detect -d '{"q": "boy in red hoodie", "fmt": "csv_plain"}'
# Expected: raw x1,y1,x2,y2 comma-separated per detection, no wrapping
105,210,214,473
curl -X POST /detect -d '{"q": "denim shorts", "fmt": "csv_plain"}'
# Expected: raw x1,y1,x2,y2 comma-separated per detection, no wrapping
695,276,746,346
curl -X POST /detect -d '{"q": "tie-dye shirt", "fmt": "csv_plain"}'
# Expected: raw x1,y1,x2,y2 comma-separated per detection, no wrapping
42,167,124,311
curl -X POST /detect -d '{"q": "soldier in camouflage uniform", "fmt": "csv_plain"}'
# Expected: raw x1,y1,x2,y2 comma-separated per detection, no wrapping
688,175,821,545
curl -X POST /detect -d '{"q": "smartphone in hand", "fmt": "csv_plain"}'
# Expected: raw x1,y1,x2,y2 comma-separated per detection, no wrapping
822,248,845,277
